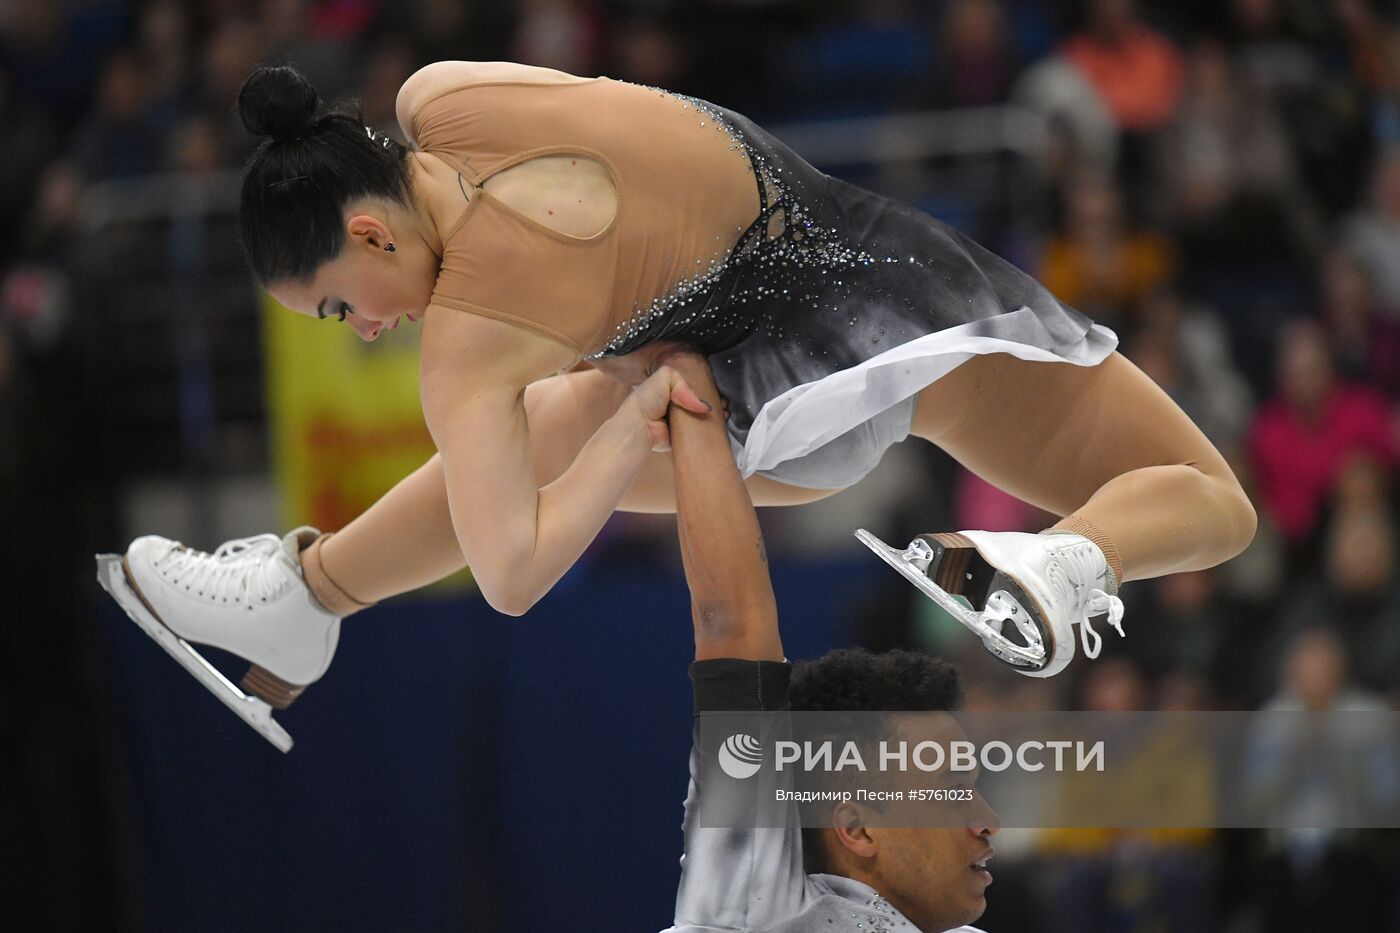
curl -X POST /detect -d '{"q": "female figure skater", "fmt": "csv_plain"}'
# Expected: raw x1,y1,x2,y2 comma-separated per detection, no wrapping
100,61,1254,748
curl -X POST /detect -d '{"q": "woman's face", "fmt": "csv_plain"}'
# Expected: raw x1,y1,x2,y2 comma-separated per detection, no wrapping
268,225,437,341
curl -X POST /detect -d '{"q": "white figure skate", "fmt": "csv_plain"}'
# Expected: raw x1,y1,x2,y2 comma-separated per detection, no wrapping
95,527,340,752
855,529,1125,678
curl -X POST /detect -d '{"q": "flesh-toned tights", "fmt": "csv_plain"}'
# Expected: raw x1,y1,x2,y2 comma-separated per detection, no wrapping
317,351,1256,607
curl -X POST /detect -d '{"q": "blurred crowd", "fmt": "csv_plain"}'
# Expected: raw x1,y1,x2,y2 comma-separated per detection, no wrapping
4,0,1400,930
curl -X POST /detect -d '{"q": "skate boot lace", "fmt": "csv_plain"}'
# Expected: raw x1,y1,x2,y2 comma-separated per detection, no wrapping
158,534,295,606
1055,542,1126,659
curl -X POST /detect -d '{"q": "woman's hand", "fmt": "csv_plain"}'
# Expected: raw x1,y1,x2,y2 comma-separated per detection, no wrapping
622,363,713,452
654,348,730,421
650,347,716,391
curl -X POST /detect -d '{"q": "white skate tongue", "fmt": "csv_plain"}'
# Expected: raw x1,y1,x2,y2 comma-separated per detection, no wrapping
280,526,323,567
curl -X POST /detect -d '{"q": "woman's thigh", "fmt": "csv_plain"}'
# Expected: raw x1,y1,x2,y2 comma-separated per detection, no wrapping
909,351,1236,516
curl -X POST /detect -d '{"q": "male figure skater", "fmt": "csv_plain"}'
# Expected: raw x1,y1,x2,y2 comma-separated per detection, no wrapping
662,349,997,932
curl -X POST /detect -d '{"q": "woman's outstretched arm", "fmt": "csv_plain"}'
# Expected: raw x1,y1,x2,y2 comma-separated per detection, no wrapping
418,305,709,615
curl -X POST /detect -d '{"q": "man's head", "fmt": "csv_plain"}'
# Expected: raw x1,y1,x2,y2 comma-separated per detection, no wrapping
791,649,998,932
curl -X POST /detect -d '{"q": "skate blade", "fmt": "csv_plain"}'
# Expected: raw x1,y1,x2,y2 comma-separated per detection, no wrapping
854,529,1046,669
95,554,293,753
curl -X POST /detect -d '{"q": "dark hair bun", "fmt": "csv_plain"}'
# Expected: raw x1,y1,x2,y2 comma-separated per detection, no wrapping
238,64,320,140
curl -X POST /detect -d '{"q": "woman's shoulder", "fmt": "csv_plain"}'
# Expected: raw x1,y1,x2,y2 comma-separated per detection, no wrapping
396,61,593,143
418,300,582,399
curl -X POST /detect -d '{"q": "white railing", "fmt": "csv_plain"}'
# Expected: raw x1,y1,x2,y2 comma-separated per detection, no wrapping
79,170,242,230
772,105,1048,165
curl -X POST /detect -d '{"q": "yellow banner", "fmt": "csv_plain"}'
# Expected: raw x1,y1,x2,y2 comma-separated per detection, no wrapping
261,294,472,590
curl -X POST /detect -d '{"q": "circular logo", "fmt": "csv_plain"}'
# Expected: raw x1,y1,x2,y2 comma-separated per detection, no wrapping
718,733,763,780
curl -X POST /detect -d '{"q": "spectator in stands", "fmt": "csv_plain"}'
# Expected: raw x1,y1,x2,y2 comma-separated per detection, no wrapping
70,49,163,180
610,16,686,91
1228,0,1373,214
356,34,418,143
1271,458,1400,696
1342,147,1400,315
926,0,1016,109
1333,0,1391,98
196,17,266,160
1247,318,1396,550
1140,568,1227,683
1060,0,1184,134
1367,26,1400,146
1244,627,1397,931
167,116,224,175
389,0,513,69
509,0,604,76
263,0,355,104
1227,0,1325,99
0,67,55,264
1320,250,1400,396
0,0,123,122
1128,289,1252,455
1038,170,1173,323
1155,38,1299,228
134,0,193,124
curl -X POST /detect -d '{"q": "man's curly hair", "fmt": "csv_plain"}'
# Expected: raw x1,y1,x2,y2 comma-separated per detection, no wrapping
790,647,963,713
790,648,964,875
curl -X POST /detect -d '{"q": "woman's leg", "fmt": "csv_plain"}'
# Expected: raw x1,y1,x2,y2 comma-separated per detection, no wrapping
319,368,836,605
911,352,1256,583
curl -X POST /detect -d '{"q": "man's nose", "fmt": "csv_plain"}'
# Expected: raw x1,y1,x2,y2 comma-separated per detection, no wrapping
969,797,1001,837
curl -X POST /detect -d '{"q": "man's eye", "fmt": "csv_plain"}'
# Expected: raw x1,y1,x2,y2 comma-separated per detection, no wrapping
337,302,352,322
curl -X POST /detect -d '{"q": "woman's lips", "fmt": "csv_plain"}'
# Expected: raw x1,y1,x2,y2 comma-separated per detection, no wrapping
384,313,422,331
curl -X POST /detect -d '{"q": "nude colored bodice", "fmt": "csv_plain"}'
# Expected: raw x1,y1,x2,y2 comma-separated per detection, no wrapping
408,77,763,361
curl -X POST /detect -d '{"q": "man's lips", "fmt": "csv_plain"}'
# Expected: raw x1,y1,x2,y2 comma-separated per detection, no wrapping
971,847,995,877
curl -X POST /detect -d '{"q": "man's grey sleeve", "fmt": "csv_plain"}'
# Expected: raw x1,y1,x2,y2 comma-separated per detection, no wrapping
668,659,813,931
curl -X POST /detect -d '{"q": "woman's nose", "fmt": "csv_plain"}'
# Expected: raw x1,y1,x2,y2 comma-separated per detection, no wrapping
349,316,380,341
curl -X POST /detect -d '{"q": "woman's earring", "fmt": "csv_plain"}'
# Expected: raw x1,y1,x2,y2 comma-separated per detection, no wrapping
384,243,396,252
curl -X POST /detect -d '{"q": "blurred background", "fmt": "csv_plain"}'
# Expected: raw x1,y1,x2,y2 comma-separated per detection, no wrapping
4,0,1400,930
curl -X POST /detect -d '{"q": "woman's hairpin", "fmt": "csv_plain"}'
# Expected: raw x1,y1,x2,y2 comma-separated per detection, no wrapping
364,125,395,150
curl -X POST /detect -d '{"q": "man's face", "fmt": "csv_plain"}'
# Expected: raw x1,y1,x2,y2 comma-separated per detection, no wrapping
865,717,999,932
871,824,995,931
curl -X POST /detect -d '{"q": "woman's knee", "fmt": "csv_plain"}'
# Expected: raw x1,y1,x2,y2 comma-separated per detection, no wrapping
1191,465,1257,561
1220,476,1258,559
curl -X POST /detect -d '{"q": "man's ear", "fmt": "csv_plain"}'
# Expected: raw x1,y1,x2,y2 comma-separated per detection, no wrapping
346,213,393,251
830,801,878,859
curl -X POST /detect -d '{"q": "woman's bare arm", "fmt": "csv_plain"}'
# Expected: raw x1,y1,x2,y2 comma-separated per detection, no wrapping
519,366,844,512
419,306,707,615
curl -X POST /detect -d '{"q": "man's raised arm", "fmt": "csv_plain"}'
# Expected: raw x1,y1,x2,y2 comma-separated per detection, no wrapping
664,351,783,662
664,351,809,932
